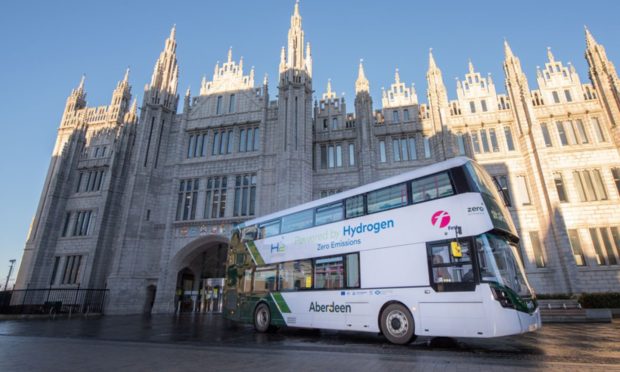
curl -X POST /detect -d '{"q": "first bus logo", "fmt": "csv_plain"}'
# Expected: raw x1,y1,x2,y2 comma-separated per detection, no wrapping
431,210,451,228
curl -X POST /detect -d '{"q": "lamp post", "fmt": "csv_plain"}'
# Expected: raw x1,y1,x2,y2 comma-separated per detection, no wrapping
4,259,16,291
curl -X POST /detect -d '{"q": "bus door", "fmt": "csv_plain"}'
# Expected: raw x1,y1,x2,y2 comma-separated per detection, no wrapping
420,240,489,337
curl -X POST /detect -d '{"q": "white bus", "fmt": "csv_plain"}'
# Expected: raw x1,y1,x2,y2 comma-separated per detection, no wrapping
223,157,541,344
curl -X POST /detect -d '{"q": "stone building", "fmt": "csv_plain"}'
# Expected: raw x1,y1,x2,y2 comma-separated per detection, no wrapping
15,2,620,314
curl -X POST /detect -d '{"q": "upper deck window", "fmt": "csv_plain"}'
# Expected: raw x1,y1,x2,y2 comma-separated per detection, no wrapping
367,183,408,214
259,220,280,239
281,209,314,234
411,172,454,203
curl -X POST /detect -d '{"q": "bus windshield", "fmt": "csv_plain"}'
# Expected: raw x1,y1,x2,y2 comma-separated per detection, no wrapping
476,233,531,297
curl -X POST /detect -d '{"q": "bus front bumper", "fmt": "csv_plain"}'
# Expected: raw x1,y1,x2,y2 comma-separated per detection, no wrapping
518,307,542,333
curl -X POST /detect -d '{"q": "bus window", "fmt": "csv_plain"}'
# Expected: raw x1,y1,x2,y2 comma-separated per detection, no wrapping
315,202,344,226
281,209,314,234
429,243,474,286
241,269,253,293
253,266,277,292
278,260,313,290
315,256,344,289
367,183,408,214
345,195,364,219
259,220,280,239
345,253,360,288
411,172,454,203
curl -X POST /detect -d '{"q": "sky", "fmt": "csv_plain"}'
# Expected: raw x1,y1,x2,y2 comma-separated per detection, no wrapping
0,0,618,287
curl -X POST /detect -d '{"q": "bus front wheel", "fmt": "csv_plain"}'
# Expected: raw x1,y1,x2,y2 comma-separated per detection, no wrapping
254,303,271,333
380,303,416,345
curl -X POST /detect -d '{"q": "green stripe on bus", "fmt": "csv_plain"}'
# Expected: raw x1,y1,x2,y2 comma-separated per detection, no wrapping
272,292,291,313
246,241,265,265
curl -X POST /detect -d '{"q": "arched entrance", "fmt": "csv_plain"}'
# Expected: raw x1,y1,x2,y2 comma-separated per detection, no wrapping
171,235,229,313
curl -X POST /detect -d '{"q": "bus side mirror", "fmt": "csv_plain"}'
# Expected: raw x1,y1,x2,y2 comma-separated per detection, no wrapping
451,241,462,258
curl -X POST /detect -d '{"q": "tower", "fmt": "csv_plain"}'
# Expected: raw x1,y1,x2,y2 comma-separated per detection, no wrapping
585,27,620,148
273,1,313,211
426,49,449,160
354,59,376,184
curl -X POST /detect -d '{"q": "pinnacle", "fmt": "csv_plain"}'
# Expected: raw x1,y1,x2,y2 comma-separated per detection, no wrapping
504,39,514,59
547,46,555,62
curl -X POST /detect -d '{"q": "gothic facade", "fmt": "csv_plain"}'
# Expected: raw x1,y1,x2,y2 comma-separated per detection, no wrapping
15,3,620,314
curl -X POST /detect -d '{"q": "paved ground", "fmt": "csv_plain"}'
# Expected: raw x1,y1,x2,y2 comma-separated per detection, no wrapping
0,314,619,371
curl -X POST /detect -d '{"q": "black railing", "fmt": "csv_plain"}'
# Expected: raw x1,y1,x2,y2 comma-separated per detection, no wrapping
0,288,108,315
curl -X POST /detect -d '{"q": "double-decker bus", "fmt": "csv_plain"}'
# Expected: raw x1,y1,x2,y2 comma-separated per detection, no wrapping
223,157,540,344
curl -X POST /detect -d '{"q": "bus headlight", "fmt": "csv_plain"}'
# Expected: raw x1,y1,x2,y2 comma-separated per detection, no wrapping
490,287,515,309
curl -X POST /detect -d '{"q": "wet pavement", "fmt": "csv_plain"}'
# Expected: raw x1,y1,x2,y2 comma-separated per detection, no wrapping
0,314,619,370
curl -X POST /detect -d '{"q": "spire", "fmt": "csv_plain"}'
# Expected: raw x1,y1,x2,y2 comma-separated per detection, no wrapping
327,79,332,96
77,74,85,92
285,0,305,71
123,67,130,84
504,39,514,59
355,58,370,94
170,24,176,41
148,25,179,97
429,48,437,70
279,46,286,72
394,68,401,84
547,47,555,62
227,46,233,63
468,59,475,74
263,73,269,86
585,25,598,48
130,98,137,114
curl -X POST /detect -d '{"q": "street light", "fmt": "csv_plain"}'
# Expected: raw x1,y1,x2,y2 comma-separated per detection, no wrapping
4,259,16,291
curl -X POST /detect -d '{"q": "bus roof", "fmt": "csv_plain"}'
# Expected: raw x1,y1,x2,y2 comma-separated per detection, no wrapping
239,156,472,228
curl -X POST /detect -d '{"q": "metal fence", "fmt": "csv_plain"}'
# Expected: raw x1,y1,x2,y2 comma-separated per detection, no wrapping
0,288,108,315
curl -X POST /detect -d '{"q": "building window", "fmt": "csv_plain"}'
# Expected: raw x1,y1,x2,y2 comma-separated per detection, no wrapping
392,139,401,162
479,129,490,152
574,120,589,144
489,128,499,152
456,133,466,155
61,255,82,285
392,110,399,123
322,118,328,129
530,232,546,268
504,126,515,151
408,137,417,160
379,140,387,163
403,109,410,121
233,174,257,217
320,144,327,169
591,117,607,142
229,94,236,113
205,176,227,219
423,137,431,159
335,144,343,167
493,175,512,207
516,175,531,205
239,127,259,152
72,210,93,236
573,169,607,202
328,145,335,168
469,101,476,114
540,123,553,147
61,212,71,237
348,143,355,166
76,170,105,193
332,117,338,130
176,179,199,221
589,228,619,266
556,121,569,146
481,100,488,112
553,172,568,202
50,257,61,285
471,132,481,154
212,132,220,155
564,90,572,102
611,168,620,196
552,91,560,104
567,230,587,266
216,95,223,114
187,133,208,158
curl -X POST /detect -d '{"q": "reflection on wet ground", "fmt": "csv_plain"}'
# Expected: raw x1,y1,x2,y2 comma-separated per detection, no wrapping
0,314,618,365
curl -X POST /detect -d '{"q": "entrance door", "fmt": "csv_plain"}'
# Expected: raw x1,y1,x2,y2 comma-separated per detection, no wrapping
202,278,225,313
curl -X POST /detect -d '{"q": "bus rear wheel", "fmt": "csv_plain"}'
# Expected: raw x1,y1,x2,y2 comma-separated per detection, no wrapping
380,303,416,345
254,303,271,333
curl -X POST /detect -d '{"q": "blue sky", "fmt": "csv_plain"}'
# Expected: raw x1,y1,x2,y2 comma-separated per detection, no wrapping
0,0,618,285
